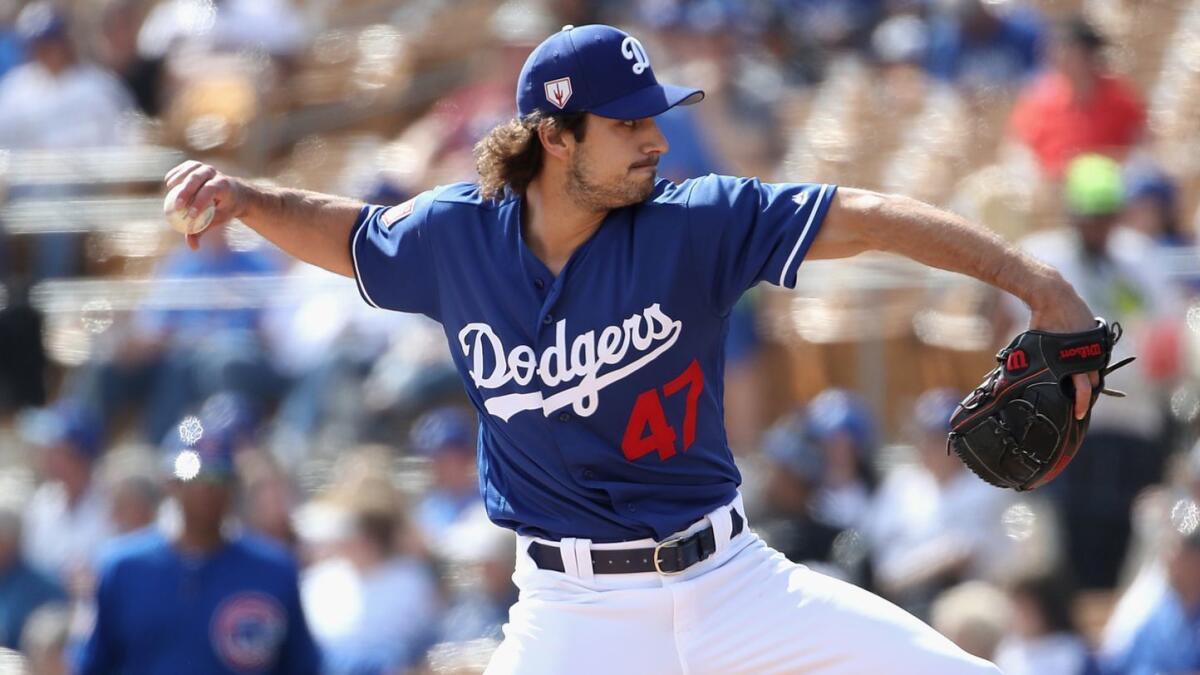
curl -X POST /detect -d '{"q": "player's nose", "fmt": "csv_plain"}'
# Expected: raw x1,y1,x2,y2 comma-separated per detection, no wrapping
642,117,668,156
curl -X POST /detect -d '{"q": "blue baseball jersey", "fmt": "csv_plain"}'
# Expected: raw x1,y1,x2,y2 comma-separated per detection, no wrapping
77,530,321,675
351,174,837,541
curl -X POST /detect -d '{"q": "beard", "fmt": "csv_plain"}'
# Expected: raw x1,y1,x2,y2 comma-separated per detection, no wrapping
565,146,657,211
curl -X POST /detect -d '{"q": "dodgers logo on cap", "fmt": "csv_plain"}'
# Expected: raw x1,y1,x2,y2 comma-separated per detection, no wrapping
516,24,704,120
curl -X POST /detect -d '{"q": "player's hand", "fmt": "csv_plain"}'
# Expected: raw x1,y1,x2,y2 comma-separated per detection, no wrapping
1027,277,1100,421
163,161,251,250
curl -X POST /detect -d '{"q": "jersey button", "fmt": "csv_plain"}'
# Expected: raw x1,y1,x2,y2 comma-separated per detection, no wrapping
542,315,553,325
582,469,595,479
626,503,637,513
558,412,571,422
534,278,545,290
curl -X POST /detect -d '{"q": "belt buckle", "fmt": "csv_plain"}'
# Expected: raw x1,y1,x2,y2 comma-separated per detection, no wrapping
653,536,686,576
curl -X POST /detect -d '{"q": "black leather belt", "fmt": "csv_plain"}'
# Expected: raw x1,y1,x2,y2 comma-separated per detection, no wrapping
528,510,744,576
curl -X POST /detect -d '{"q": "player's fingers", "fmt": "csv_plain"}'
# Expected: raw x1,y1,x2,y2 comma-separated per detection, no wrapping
186,232,200,250
165,160,202,188
173,166,217,212
189,181,224,220
1073,372,1093,420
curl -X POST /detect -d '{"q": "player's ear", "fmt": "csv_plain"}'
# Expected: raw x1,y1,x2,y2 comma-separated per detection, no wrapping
537,118,573,161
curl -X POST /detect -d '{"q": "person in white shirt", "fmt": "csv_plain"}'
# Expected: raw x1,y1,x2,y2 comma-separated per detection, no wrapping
0,3,135,150
994,571,1096,675
19,401,115,584
301,494,441,674
0,2,136,280
867,389,1015,617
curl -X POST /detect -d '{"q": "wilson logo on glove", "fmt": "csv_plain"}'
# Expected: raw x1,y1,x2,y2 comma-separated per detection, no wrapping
947,319,1134,491
1005,349,1029,373
1059,343,1102,360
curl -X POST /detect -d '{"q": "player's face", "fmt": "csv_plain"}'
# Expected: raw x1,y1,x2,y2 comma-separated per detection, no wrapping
566,115,668,210
174,479,234,532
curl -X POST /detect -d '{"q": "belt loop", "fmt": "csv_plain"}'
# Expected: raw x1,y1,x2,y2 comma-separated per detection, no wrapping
574,539,594,582
706,505,733,556
559,537,580,578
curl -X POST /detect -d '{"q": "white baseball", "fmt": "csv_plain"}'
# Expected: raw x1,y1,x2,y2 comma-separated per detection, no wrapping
163,182,216,235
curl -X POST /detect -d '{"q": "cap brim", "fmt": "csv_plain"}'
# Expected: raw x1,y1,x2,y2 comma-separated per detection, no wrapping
590,83,705,120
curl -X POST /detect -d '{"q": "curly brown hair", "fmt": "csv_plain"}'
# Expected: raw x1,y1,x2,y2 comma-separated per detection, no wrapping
474,111,589,200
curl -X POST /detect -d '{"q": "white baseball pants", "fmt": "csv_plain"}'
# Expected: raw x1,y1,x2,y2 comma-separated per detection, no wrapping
486,496,1000,674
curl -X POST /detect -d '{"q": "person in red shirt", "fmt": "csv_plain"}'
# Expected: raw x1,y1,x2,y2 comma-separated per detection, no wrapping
1009,17,1144,178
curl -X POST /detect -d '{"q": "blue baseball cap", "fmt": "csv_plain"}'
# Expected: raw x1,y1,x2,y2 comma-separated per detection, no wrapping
516,24,704,120
161,414,238,482
21,400,104,461
762,412,825,483
806,389,876,456
410,406,476,457
914,388,965,435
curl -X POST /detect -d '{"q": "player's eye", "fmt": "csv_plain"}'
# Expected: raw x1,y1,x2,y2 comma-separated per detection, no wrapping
621,119,637,129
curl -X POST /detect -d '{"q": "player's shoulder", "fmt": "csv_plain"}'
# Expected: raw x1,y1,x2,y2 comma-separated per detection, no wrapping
95,528,171,575
385,182,511,225
230,533,300,573
644,174,751,209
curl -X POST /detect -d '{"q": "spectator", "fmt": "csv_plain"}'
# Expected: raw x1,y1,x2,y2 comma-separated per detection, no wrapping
77,418,321,674
410,407,483,552
752,411,844,571
924,0,1045,90
1009,17,1144,178
434,508,517,645
239,449,301,552
1103,524,1200,674
301,484,441,674
0,504,65,650
98,0,164,116
18,602,69,675
76,229,284,444
106,465,163,536
0,1,136,280
994,571,1096,675
866,389,1014,615
1123,162,1191,248
0,0,23,81
1012,154,1179,589
930,580,1010,662
804,389,878,530
0,2,134,149
137,0,308,62
19,401,114,583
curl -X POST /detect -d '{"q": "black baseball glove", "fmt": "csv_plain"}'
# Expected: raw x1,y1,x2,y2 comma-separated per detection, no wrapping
948,318,1134,491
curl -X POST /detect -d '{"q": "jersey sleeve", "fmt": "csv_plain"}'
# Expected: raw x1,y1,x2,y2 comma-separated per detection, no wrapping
685,174,837,314
348,191,441,319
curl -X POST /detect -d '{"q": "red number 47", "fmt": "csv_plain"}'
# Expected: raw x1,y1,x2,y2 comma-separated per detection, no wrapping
621,359,704,462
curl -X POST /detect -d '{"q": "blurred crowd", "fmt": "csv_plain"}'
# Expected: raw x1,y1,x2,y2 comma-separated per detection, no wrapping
0,0,1197,673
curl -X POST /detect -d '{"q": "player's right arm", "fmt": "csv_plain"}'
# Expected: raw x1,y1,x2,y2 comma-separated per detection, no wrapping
164,161,363,277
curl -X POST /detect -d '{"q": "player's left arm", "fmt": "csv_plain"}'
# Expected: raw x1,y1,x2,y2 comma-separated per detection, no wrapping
808,187,1098,418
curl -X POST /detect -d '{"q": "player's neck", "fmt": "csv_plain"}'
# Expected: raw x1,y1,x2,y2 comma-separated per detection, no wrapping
523,176,606,277
175,526,227,556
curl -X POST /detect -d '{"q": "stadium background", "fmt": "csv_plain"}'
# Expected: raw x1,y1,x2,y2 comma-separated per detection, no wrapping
0,0,1197,672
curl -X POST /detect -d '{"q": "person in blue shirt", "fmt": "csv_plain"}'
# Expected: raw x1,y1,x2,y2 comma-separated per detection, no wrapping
0,504,64,650
925,0,1045,90
165,23,1101,674
409,406,484,549
1103,527,1200,675
76,417,320,675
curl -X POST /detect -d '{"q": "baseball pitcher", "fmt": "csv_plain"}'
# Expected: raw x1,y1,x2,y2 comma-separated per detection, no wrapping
165,25,1109,674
